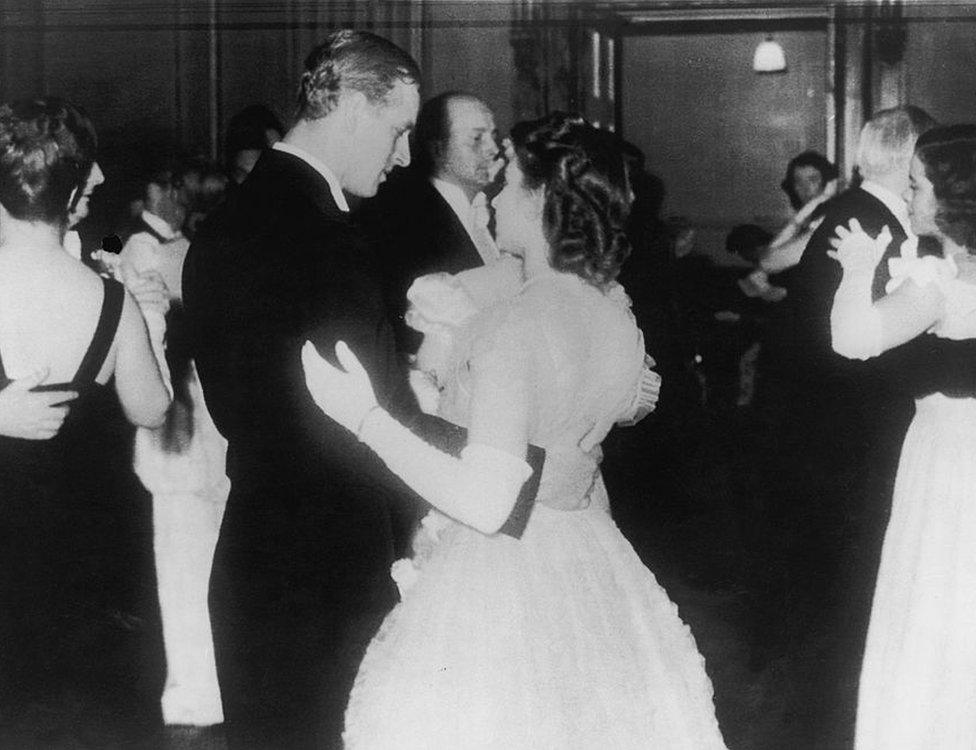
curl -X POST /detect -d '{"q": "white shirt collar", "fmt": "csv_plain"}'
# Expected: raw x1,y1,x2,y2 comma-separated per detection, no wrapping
431,178,477,224
141,209,180,241
431,178,498,264
273,141,349,213
860,180,911,236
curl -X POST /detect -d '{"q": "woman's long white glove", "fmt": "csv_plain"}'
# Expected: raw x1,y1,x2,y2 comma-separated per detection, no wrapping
302,342,532,535
827,219,891,360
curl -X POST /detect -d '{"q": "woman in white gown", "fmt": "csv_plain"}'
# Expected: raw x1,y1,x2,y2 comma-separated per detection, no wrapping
302,113,726,749
827,124,976,750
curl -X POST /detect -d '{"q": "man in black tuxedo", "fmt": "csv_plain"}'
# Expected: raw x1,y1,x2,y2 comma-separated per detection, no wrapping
182,33,534,750
764,105,976,741
363,91,500,355
777,108,935,514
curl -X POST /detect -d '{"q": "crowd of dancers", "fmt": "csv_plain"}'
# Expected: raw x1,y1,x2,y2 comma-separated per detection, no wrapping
1,28,976,750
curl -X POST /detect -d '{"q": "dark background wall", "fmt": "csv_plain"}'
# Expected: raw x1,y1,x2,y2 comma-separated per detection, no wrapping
1,1,975,262
0,1,517,164
623,28,829,259
902,8,976,125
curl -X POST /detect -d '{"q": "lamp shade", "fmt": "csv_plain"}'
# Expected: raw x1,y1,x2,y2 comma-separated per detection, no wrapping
753,37,787,73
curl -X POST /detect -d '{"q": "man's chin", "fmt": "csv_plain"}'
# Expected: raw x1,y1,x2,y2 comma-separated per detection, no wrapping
365,173,389,196
349,184,379,200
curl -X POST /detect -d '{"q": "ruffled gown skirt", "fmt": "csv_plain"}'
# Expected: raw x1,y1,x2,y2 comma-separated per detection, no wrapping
856,394,976,750
343,502,726,749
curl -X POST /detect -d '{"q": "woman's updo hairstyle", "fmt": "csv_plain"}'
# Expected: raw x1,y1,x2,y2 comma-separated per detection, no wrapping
914,123,976,252
510,112,633,289
0,97,87,225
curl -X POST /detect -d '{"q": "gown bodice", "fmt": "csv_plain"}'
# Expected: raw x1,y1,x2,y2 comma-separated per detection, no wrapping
437,272,645,511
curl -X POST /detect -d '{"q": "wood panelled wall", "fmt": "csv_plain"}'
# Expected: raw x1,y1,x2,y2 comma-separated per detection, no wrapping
0,1,521,164
1,0,975,261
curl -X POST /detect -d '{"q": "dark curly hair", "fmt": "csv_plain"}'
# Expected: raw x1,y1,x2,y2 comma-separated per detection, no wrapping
59,99,98,215
780,150,838,210
914,124,976,252
0,97,88,225
297,30,420,120
510,112,632,289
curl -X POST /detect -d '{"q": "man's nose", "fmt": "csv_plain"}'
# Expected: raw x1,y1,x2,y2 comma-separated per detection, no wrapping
393,133,411,168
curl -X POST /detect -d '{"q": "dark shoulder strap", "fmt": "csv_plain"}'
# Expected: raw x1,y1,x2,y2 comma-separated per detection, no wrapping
72,277,125,385
135,217,168,244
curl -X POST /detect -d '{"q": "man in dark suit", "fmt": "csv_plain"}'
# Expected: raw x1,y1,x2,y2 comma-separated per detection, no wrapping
182,33,533,750
764,105,976,742
363,91,500,355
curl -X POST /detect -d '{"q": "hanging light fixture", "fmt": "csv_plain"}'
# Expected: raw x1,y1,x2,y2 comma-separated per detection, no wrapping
753,35,787,73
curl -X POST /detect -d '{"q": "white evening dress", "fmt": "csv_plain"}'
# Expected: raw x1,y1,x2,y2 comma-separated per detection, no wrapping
855,252,976,750
343,271,726,749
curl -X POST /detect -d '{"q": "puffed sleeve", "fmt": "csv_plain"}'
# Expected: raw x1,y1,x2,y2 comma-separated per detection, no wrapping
885,237,956,295
404,273,479,386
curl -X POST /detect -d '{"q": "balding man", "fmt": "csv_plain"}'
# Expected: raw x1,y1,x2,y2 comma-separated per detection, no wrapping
365,91,501,355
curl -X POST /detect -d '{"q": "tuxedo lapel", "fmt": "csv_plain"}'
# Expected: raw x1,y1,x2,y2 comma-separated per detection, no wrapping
424,182,485,271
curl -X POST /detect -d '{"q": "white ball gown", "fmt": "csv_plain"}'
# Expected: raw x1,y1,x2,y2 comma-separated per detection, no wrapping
343,270,726,749
855,251,976,750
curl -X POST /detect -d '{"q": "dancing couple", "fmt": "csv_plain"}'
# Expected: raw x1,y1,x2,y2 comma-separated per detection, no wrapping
184,30,725,750
827,123,976,749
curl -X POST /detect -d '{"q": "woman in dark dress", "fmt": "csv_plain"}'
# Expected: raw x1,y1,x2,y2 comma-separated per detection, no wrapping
0,98,170,746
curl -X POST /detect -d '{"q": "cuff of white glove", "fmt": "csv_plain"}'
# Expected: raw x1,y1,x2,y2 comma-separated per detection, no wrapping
360,410,532,534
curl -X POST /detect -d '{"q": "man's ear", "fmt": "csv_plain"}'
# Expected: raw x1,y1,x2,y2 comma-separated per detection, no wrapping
339,89,370,135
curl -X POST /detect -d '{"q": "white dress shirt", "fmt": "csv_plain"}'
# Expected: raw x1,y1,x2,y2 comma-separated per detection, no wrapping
120,210,187,300
431,178,499,265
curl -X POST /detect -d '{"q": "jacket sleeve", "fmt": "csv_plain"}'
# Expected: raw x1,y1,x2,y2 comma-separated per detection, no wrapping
871,334,976,398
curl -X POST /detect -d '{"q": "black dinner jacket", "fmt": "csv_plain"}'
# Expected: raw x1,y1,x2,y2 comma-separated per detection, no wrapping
183,150,535,561
184,150,416,501
361,169,486,354
783,187,906,383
